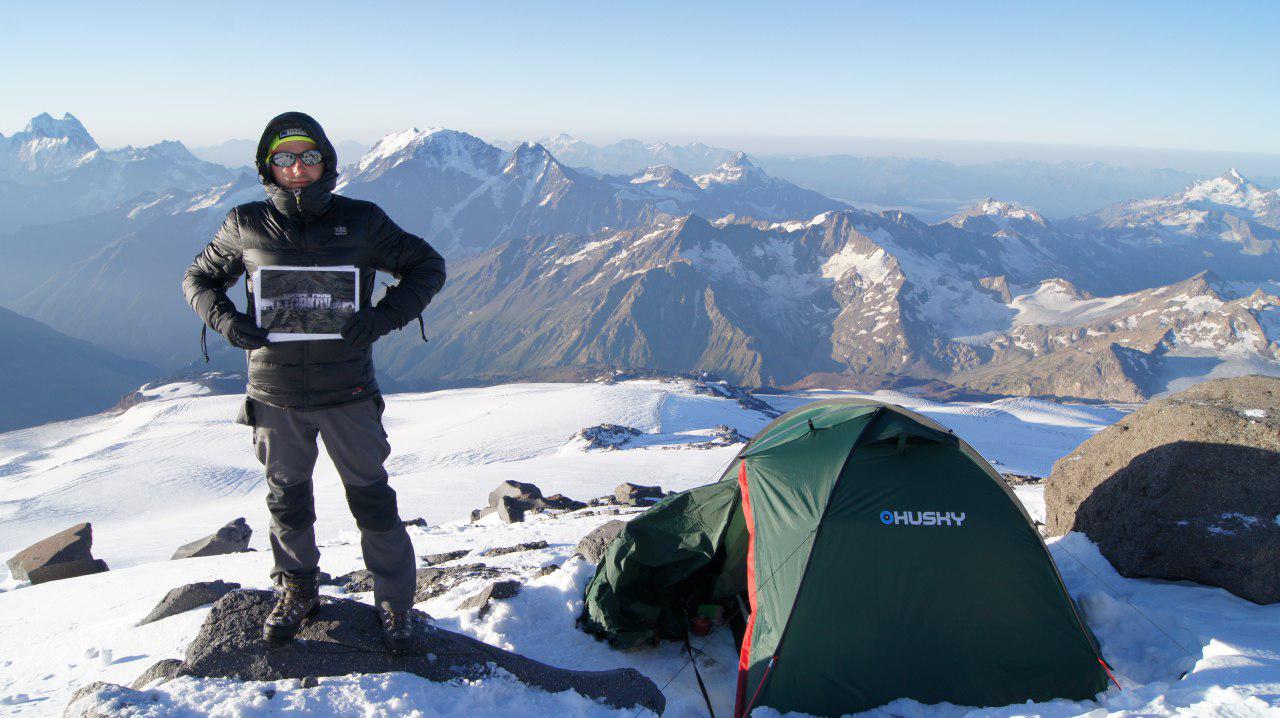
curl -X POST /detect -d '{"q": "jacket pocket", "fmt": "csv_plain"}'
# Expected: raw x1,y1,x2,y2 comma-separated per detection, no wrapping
234,395,257,427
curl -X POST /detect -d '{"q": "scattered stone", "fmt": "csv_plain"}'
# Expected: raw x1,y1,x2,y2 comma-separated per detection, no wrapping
569,424,642,451
575,521,627,564
261,688,276,699
170,518,252,560
1046,375,1280,604
458,580,522,617
168,589,664,714
614,483,664,507
421,549,470,566
402,517,428,528
129,659,182,689
300,676,319,689
470,481,585,524
138,581,241,625
576,509,622,518
6,523,108,585
532,564,561,578
481,540,548,557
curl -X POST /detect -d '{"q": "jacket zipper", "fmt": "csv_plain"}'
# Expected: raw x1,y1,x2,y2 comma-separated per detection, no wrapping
295,189,311,410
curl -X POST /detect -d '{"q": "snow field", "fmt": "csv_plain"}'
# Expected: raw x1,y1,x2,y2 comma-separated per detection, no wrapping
2,380,1275,716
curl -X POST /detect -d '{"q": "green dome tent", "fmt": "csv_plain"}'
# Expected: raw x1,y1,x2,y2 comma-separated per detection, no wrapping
580,399,1114,717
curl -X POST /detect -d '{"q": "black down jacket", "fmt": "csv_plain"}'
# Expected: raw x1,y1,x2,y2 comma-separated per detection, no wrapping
183,111,446,410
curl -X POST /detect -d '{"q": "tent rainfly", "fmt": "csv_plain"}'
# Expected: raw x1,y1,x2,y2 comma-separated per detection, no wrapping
580,399,1114,717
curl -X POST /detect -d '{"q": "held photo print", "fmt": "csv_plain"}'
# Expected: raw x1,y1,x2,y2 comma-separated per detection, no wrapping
252,265,360,341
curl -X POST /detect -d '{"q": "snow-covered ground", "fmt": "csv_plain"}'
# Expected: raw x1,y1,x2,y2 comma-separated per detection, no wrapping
1,380,1277,716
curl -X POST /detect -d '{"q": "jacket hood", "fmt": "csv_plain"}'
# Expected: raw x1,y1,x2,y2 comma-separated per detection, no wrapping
256,111,339,220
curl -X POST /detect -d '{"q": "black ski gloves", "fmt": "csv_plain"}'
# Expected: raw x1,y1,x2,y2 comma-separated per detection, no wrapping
341,308,397,349
217,311,270,350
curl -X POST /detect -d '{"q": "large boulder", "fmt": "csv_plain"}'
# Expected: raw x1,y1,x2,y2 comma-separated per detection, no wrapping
163,589,664,713
575,520,627,564
1046,375,1280,603
614,482,664,507
138,581,241,625
171,518,252,560
6,523,108,584
470,481,586,523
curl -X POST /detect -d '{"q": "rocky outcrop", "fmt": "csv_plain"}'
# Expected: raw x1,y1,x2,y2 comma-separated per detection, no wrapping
138,580,240,625
575,521,627,564
421,549,470,566
6,523,108,584
170,518,252,560
568,424,641,450
470,481,586,523
481,540,549,557
138,589,661,713
1046,375,1280,603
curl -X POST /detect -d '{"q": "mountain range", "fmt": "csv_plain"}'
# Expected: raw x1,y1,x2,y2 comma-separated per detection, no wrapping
2,112,1279,428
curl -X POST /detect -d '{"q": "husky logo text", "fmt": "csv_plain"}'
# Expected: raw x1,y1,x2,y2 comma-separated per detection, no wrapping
879,510,967,527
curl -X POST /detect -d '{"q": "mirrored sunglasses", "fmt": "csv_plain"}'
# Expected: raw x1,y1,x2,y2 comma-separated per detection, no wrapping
270,149,324,168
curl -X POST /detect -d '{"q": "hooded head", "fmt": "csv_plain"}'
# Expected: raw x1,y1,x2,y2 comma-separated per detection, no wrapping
255,111,339,219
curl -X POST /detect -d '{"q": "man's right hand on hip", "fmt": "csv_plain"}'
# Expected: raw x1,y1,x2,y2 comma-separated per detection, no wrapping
217,311,270,350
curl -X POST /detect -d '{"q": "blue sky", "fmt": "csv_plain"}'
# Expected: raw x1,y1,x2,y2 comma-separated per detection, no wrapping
2,1,1277,158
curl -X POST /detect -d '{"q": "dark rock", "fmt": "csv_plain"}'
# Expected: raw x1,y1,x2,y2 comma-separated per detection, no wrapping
532,564,561,578
175,589,664,713
129,658,182,689
577,508,622,517
471,481,585,524
481,540,548,557
688,379,781,417
614,483,664,507
1046,375,1280,604
6,523,108,585
488,480,545,507
138,580,241,625
575,520,627,564
542,493,587,511
414,563,508,603
421,549,470,566
262,688,276,699
171,518,252,560
402,517,428,528
300,676,319,689
569,424,641,451
458,580,521,617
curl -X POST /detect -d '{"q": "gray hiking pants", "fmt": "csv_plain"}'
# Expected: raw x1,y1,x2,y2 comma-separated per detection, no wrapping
238,394,416,611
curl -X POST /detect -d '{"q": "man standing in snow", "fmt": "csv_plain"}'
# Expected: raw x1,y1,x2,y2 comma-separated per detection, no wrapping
182,111,446,652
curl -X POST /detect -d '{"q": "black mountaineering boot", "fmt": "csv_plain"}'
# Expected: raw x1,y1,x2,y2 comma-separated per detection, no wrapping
263,572,320,642
378,603,414,654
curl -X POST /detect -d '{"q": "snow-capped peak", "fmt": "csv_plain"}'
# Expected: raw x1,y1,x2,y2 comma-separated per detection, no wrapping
355,127,498,175
977,198,1045,223
22,112,96,147
1181,168,1275,212
693,152,762,187
628,164,697,190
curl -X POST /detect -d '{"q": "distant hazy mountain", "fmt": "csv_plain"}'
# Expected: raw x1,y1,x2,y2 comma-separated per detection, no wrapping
0,113,234,232
501,134,1211,220
337,127,847,258
522,134,738,175
0,305,160,431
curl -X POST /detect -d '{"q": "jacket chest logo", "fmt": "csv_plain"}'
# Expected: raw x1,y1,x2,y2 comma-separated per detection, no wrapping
334,226,348,236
